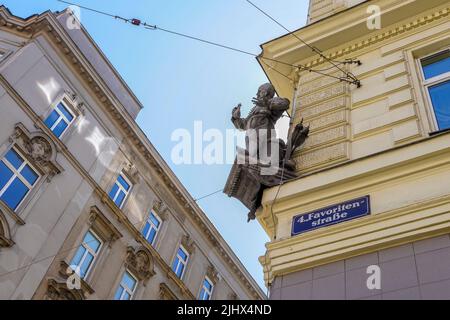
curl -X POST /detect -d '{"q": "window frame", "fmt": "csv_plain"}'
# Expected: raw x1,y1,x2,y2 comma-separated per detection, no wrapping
0,146,41,212
172,245,189,280
198,276,214,301
109,172,132,209
44,100,76,139
69,229,103,280
418,48,450,132
114,270,138,300
142,211,162,246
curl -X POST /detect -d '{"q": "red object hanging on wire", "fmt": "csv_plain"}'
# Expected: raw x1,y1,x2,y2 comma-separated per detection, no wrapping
131,19,141,26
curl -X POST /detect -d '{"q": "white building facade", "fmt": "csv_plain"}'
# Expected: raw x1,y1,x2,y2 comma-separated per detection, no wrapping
0,6,265,300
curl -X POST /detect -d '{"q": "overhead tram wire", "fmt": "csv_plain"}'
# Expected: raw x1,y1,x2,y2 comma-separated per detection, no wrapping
57,0,359,86
188,189,223,206
244,0,361,87
244,0,360,79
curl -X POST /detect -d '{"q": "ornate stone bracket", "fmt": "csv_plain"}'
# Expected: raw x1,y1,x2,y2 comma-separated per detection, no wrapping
45,277,90,301
123,162,140,185
88,206,123,247
181,235,195,254
9,123,63,181
228,292,238,300
159,282,178,300
52,261,95,300
206,264,219,284
63,89,86,116
0,210,13,247
152,198,169,220
125,246,156,283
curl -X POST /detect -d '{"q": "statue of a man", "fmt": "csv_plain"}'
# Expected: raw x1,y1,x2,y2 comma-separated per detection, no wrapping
231,83,290,165
224,83,309,222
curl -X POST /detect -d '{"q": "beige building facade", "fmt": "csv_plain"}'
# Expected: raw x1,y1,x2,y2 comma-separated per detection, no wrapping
257,0,450,299
0,6,265,300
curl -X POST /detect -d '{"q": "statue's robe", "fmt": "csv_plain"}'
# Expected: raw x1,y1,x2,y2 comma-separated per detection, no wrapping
231,98,290,162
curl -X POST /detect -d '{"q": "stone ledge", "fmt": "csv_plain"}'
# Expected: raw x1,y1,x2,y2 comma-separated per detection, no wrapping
260,195,450,287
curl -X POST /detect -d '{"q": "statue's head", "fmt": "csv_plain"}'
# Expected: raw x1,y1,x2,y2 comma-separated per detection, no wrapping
257,83,275,101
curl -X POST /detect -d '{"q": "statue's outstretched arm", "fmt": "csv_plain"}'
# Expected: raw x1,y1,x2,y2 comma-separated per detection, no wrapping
231,104,247,130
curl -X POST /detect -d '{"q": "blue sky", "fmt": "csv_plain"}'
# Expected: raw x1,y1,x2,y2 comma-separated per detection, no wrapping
2,0,309,290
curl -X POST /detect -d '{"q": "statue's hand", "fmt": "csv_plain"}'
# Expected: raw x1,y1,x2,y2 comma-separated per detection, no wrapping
232,104,242,119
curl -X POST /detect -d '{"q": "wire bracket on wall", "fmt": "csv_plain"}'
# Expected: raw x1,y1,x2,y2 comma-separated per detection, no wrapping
244,0,362,88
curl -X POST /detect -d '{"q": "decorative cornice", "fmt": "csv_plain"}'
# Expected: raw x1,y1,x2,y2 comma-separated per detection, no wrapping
259,131,450,286
297,6,450,73
261,194,450,286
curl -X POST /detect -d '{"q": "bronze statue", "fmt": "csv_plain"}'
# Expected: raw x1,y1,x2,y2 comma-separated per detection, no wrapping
231,83,291,166
224,83,309,221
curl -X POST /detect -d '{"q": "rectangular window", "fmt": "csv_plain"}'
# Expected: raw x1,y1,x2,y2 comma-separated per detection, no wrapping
108,173,131,209
142,212,161,246
199,277,214,300
44,102,75,138
0,148,39,211
421,50,450,131
114,271,138,300
69,230,102,279
172,246,189,279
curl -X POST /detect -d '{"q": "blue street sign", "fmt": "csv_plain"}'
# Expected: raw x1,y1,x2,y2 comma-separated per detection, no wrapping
291,196,371,236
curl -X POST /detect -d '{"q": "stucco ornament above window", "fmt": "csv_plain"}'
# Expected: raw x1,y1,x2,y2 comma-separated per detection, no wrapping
45,278,89,300
181,234,195,254
88,205,123,247
159,282,178,300
152,198,169,220
125,246,156,283
206,264,219,284
122,162,140,184
9,123,63,181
